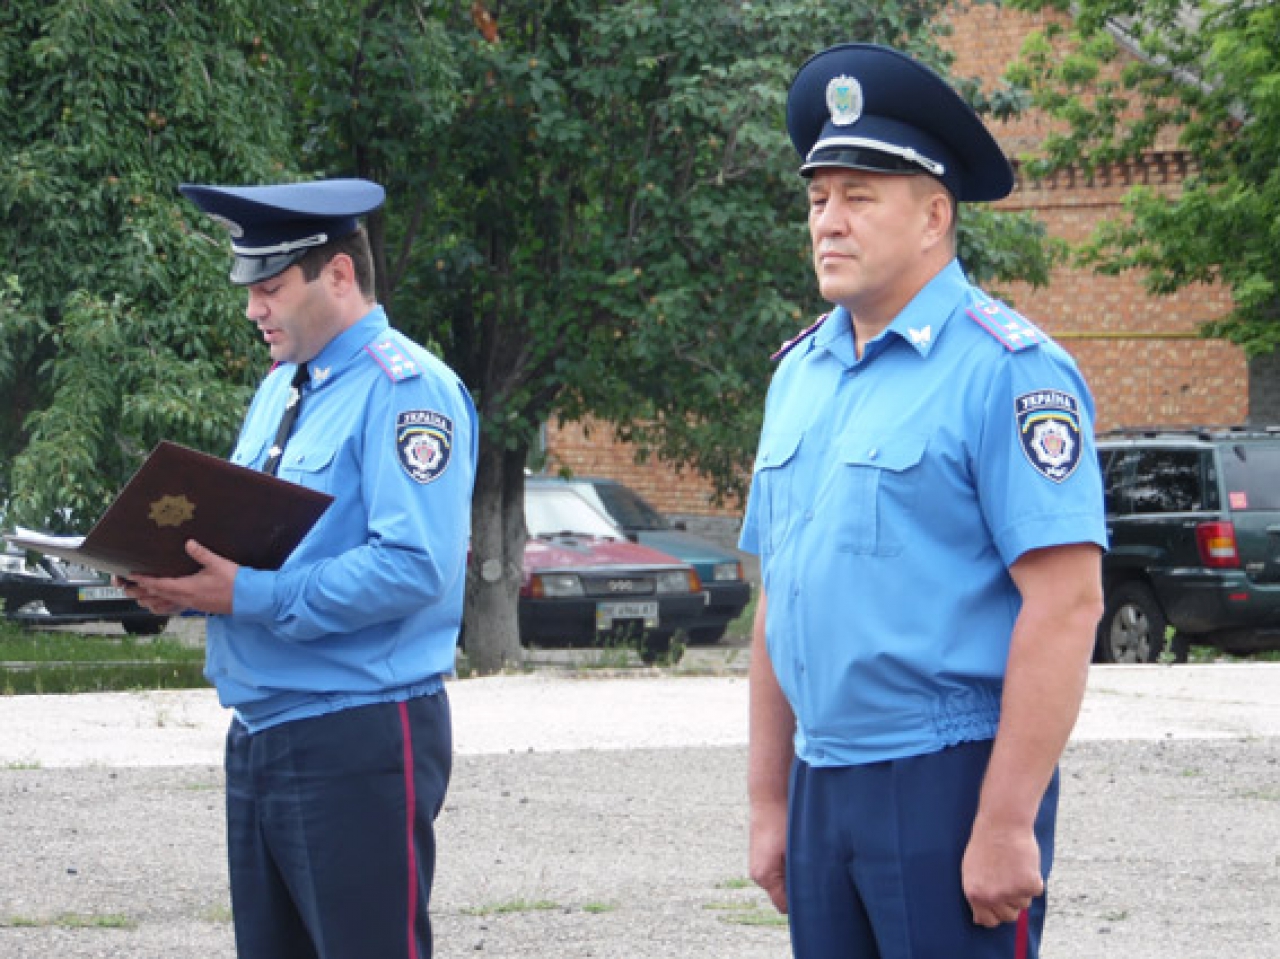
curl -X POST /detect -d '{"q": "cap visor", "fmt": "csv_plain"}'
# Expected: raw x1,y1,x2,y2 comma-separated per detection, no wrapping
228,251,306,286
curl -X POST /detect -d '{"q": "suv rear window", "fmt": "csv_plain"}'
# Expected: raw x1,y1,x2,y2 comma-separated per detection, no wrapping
1219,442,1280,511
1105,448,1217,514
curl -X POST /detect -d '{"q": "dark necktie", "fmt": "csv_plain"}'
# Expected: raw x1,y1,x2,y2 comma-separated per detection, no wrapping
262,362,308,477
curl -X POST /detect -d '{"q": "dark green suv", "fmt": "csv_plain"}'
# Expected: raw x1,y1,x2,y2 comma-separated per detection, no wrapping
1096,427,1280,663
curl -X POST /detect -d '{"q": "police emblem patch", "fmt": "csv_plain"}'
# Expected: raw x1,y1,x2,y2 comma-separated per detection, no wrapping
396,410,453,484
1016,390,1083,483
825,75,863,127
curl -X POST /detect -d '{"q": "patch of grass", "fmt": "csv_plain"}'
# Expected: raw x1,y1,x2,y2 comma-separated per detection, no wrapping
705,902,788,928
201,904,233,924
0,624,200,663
1,661,209,695
1,912,136,930
1234,788,1280,802
581,902,615,914
462,899,561,917
0,621,207,695
724,590,758,642
723,910,789,928
704,875,787,929
1187,645,1280,663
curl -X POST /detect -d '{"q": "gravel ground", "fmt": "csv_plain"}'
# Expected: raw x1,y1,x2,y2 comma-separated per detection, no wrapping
1,664,1278,958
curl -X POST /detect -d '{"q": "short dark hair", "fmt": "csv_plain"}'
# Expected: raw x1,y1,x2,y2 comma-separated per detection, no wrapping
297,224,376,299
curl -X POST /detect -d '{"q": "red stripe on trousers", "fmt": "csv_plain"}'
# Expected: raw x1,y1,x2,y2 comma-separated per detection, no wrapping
399,701,418,959
1014,908,1029,959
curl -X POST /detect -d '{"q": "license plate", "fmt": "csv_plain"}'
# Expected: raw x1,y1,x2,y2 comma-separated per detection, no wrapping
78,585,126,602
596,600,659,630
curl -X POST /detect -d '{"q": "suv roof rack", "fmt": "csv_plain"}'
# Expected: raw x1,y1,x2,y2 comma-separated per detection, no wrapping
1099,425,1280,441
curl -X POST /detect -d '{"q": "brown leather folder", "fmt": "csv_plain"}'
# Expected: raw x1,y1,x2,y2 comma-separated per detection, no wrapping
5,441,333,578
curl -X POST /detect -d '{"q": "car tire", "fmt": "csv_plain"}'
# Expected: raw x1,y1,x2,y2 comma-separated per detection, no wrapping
1096,582,1166,664
686,625,727,645
123,617,169,637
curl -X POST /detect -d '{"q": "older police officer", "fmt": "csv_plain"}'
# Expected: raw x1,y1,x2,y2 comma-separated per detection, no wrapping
126,179,477,959
741,45,1107,958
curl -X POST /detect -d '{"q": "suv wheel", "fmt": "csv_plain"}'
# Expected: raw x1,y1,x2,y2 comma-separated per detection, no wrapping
1097,582,1167,664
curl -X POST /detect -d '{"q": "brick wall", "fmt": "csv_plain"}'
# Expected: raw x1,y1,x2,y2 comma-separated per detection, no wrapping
543,0,1248,519
542,418,729,517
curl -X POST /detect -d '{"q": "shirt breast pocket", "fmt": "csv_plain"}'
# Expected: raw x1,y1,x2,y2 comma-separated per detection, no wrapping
833,432,929,557
752,431,803,556
277,444,339,494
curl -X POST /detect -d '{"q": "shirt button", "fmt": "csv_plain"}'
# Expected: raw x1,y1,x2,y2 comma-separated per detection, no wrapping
867,448,878,459
804,510,814,521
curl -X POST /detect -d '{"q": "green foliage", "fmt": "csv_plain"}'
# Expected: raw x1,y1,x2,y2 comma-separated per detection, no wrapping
1007,0,1280,354
385,0,1042,504
0,0,301,526
0,622,207,695
0,0,1060,525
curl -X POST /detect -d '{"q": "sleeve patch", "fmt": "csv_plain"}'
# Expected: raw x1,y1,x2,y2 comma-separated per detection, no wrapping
397,410,453,484
967,298,1048,352
1016,390,1083,483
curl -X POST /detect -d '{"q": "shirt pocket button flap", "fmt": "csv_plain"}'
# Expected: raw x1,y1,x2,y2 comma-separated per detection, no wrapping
838,433,928,472
754,432,803,472
232,440,269,469
282,444,338,477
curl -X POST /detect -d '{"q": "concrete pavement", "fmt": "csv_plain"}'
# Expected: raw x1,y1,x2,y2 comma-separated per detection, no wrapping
1,663,1277,769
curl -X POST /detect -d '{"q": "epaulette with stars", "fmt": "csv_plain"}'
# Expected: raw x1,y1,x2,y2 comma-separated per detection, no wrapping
771,313,830,363
965,296,1048,352
365,335,423,381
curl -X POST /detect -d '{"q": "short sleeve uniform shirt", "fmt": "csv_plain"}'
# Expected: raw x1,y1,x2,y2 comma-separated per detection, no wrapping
740,260,1107,766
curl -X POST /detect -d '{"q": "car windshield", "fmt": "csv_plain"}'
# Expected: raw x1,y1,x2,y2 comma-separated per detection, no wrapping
525,488,624,539
591,483,669,531
1221,443,1280,511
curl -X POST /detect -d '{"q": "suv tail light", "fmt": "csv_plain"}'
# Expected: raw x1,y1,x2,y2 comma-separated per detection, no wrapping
1195,521,1240,569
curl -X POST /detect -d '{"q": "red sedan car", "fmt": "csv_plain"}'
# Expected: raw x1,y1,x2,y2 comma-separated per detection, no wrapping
519,484,704,661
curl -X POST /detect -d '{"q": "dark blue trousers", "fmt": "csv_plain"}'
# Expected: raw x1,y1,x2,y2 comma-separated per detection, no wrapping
786,739,1058,959
225,691,452,959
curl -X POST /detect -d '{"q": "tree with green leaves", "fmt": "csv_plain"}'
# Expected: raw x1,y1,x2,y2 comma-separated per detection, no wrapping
0,1,301,524
1006,0,1280,359
374,0,1057,672
1,0,1057,675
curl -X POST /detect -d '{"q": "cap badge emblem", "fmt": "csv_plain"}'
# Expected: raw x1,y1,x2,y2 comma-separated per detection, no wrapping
826,75,863,127
207,213,244,239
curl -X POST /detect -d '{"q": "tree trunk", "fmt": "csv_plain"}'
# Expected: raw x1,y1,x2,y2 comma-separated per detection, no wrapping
462,433,528,674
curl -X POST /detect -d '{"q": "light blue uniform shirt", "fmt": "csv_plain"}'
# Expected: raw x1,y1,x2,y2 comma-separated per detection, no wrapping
740,260,1107,766
206,306,478,732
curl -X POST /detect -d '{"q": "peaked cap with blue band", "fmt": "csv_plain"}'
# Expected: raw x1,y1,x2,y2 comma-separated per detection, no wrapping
786,43,1014,202
178,179,385,285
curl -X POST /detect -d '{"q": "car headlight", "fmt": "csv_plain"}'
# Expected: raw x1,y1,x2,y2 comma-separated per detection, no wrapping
713,562,742,582
656,569,701,594
531,573,584,598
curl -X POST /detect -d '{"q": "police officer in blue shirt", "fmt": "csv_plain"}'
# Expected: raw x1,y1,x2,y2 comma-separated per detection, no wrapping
126,178,477,959
741,45,1108,959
